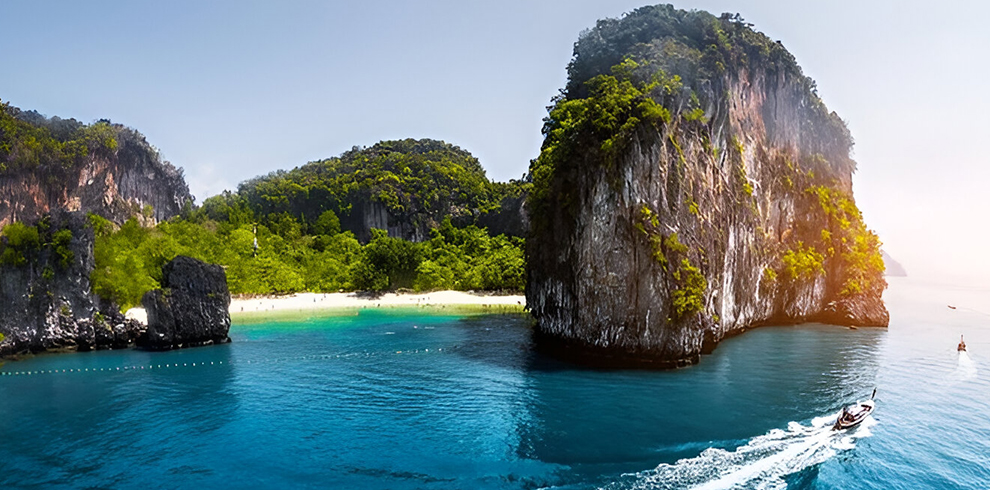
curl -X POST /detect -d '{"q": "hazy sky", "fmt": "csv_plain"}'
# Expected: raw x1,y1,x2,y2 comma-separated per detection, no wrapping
2,1,988,281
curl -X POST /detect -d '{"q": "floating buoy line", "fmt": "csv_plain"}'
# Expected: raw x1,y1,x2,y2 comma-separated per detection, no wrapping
0,345,459,378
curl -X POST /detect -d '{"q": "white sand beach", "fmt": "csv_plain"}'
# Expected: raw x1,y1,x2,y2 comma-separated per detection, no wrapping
126,291,526,323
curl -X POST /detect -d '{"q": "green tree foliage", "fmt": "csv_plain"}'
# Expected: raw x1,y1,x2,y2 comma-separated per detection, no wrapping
90,212,526,309
0,99,117,175
234,139,529,236
671,258,707,319
0,222,41,266
353,229,422,290
805,185,885,296
782,242,825,280
532,59,679,220
312,210,341,236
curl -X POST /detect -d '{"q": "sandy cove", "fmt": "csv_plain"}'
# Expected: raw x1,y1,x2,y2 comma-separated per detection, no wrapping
126,291,526,323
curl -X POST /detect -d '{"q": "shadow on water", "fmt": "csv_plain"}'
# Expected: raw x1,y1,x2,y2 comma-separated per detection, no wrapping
484,323,888,489
0,344,238,489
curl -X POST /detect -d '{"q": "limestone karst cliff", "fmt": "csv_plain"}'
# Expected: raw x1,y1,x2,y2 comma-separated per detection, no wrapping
526,5,888,367
0,101,193,227
139,255,231,350
0,211,143,356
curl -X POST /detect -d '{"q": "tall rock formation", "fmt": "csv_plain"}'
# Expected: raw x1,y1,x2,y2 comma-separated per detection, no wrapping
526,5,888,367
0,211,143,356
0,101,193,227
139,256,231,350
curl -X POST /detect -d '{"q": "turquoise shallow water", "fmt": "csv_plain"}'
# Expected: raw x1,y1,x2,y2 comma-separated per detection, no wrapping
1,277,988,489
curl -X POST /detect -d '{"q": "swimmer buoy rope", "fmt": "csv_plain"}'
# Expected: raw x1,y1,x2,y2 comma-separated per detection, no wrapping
0,345,460,377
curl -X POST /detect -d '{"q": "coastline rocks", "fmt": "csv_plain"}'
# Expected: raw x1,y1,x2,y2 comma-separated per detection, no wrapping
139,256,231,350
817,297,890,328
0,211,144,357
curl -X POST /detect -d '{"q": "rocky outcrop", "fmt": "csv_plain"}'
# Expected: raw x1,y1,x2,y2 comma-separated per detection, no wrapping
475,193,530,238
139,256,231,350
0,211,143,356
526,6,888,368
882,251,906,277
0,104,193,227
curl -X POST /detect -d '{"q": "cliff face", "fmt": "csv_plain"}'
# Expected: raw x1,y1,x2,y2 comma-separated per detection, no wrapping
0,211,143,356
0,103,193,227
526,6,887,367
140,256,231,350
339,191,530,243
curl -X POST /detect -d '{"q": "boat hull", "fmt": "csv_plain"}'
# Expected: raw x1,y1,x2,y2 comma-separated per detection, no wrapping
832,400,875,430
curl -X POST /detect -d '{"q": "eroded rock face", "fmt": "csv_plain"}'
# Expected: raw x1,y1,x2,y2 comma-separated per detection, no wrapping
526,6,888,368
0,211,143,357
139,256,231,350
0,125,192,228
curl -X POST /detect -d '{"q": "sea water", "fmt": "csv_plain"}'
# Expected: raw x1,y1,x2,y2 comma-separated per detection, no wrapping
1,277,987,489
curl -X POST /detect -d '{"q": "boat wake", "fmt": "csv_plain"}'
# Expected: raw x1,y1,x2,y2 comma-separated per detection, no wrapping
954,351,978,381
612,413,876,490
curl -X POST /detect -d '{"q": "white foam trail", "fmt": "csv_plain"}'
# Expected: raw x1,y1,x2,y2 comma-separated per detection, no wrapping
612,413,876,490
954,351,978,381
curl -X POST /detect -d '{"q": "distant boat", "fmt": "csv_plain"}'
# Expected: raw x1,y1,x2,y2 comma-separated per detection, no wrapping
948,305,957,310
833,388,876,431
958,335,967,352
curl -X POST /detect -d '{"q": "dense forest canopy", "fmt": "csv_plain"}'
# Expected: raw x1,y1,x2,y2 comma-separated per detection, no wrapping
78,139,529,310
222,138,529,241
83,213,524,310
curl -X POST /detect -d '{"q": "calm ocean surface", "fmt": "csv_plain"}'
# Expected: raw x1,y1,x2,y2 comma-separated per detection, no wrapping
1,277,988,489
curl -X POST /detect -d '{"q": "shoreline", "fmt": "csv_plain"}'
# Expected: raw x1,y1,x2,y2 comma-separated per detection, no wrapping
126,291,527,324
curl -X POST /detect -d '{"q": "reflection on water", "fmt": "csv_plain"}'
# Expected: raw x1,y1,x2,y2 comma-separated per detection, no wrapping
1,278,988,489
0,345,237,489
509,324,884,488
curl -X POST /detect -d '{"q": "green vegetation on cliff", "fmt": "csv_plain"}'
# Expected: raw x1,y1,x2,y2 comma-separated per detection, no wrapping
530,5,854,227
532,59,679,220
806,185,884,296
231,139,528,238
0,99,118,175
0,216,77,279
531,3,884,314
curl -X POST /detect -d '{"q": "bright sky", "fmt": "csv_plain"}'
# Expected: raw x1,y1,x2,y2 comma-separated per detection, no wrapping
1,1,988,281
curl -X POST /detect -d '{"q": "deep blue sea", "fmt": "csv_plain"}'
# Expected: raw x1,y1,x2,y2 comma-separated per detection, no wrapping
1,277,987,489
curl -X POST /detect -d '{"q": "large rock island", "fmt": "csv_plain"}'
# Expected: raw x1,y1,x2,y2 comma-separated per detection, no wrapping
526,5,888,367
